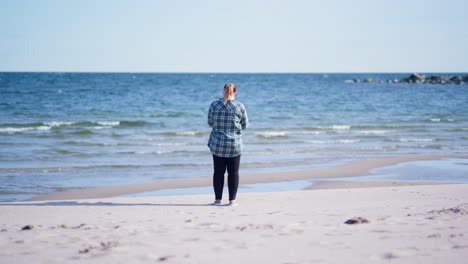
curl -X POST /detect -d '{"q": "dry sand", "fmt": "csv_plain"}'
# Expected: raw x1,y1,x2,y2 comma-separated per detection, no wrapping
1,184,468,264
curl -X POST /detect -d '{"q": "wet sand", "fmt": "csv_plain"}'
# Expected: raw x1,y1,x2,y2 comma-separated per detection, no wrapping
29,154,467,201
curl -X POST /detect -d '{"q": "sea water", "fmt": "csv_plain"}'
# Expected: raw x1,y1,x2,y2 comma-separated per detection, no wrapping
1,73,467,201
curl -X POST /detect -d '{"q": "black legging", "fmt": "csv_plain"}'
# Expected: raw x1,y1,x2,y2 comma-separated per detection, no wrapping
212,155,240,201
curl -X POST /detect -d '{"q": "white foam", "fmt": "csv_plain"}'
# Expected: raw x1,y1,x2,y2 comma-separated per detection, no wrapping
131,150,175,155
97,121,120,126
176,131,203,136
332,125,351,130
0,126,50,133
294,131,324,135
255,132,288,138
0,127,35,133
398,138,436,142
306,139,360,144
151,142,192,146
44,121,74,127
430,118,441,122
442,146,468,150
359,130,391,135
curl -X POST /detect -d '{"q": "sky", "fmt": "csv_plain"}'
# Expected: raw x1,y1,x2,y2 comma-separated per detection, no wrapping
1,0,468,73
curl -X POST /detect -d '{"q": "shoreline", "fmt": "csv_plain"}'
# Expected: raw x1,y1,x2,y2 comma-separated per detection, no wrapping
28,154,468,201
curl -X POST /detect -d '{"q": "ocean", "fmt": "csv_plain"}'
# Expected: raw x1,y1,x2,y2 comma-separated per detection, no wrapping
1,72,467,201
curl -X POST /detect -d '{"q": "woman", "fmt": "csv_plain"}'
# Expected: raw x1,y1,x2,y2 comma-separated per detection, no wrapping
208,83,248,206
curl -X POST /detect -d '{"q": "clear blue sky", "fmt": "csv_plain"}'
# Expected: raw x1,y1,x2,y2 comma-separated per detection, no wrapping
2,0,467,72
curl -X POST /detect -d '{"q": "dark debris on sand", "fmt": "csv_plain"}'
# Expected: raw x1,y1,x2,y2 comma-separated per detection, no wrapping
78,241,119,254
21,225,34,231
344,217,370,225
428,203,468,215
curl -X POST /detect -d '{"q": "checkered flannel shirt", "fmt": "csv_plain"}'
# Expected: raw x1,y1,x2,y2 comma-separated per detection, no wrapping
208,98,248,158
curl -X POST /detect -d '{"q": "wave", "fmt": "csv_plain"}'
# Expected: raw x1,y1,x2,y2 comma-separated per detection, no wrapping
397,144,444,150
151,112,187,118
118,120,148,127
444,146,468,150
0,120,148,134
428,118,455,123
72,120,146,128
0,163,211,173
395,138,438,142
63,141,201,147
255,132,288,138
253,126,395,138
331,125,351,130
159,163,210,167
357,130,393,135
448,128,468,132
0,127,48,133
53,149,84,155
115,150,203,155
72,130,94,136
301,124,407,132
160,131,205,137
95,121,120,126
305,139,361,144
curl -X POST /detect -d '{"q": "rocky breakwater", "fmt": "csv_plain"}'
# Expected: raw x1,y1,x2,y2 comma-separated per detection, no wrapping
352,73,468,85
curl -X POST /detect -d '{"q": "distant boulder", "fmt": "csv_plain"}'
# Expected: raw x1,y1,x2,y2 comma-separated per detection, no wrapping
429,75,443,83
409,73,425,83
350,74,467,86
450,76,463,85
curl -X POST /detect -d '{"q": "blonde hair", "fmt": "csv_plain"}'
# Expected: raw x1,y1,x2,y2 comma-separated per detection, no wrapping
223,83,236,104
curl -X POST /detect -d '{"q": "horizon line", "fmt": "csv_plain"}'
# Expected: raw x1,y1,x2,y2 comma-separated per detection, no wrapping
1,70,467,74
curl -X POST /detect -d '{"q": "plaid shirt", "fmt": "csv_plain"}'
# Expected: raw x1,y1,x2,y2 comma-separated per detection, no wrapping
208,98,248,158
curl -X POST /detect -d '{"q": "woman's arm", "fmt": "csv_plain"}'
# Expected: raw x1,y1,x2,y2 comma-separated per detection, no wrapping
241,106,248,130
208,104,214,128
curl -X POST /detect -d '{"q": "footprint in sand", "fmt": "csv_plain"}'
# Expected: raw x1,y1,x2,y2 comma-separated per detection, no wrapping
382,252,398,260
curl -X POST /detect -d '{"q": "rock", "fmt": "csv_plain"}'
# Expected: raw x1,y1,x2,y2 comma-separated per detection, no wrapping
21,225,34,231
365,74,466,85
344,217,369,224
353,78,361,83
401,77,410,83
450,76,463,84
429,75,443,84
408,73,425,83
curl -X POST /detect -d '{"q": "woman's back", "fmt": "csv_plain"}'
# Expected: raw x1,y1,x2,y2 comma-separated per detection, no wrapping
208,98,247,134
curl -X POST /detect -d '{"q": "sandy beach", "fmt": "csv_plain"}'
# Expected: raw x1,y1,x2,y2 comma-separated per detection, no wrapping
1,155,468,263
1,183,468,263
